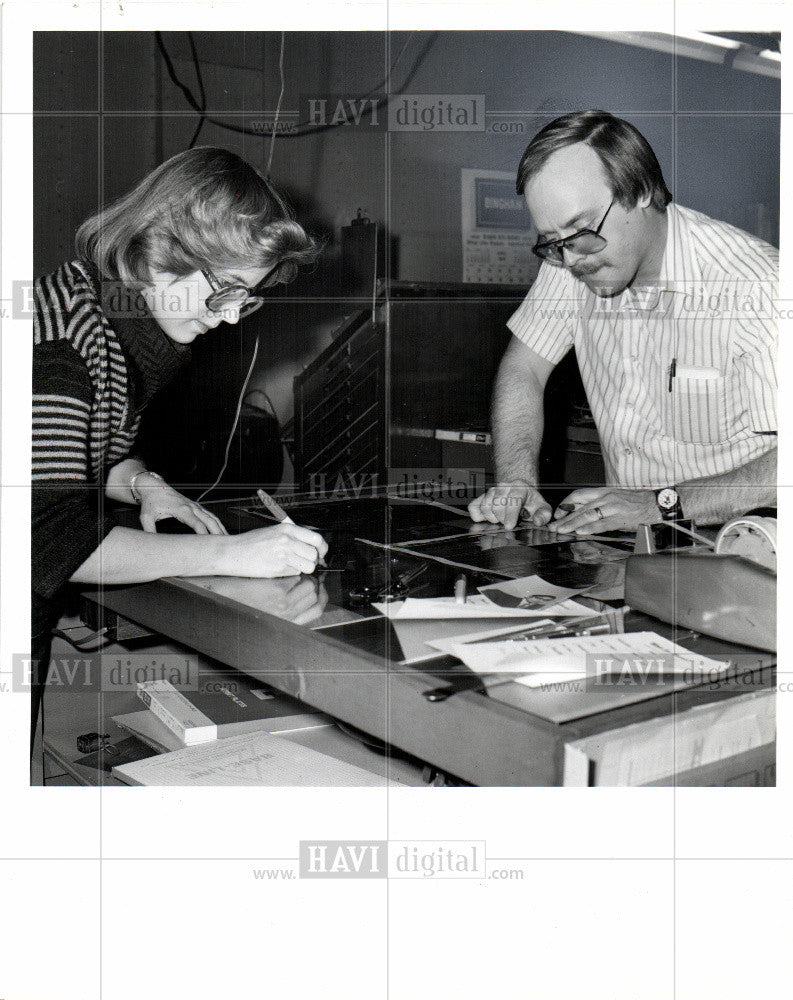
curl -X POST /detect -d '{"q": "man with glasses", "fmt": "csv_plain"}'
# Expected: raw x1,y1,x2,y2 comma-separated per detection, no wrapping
469,110,778,534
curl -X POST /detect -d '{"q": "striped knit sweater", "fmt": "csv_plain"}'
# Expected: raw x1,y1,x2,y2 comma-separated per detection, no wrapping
32,260,190,641
33,261,139,483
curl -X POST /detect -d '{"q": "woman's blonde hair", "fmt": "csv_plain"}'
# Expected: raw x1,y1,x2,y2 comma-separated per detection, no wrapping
76,146,320,288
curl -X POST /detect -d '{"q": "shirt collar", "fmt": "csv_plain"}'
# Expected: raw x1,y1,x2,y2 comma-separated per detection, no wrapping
656,203,700,288
620,204,699,312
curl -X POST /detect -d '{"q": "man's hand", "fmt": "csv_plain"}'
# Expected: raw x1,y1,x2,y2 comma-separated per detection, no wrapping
548,487,658,535
138,479,228,535
468,482,552,530
467,522,518,550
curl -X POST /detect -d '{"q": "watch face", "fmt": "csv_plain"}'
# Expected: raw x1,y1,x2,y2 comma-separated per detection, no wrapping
657,488,679,510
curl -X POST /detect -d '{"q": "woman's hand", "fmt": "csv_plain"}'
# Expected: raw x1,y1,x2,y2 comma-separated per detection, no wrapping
219,523,329,578
138,479,228,535
245,575,330,624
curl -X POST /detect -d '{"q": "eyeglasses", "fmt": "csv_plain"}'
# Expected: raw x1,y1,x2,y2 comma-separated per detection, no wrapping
532,198,615,264
202,268,266,318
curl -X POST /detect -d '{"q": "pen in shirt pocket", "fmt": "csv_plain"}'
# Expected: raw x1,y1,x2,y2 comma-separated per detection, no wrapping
667,357,676,392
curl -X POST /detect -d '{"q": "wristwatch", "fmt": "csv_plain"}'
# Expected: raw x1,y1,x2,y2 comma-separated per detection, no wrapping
655,487,683,522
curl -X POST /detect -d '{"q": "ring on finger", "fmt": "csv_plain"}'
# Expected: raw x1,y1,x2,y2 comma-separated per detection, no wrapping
593,506,603,519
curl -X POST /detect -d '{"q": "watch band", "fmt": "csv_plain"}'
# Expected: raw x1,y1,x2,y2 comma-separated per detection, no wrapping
130,470,164,504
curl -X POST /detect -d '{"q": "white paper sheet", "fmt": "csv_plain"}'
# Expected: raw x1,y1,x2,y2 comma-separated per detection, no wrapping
425,620,556,656
447,631,730,687
392,618,557,662
112,730,401,786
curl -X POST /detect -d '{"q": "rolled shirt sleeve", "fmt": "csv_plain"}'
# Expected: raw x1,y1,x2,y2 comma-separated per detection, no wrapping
507,261,582,365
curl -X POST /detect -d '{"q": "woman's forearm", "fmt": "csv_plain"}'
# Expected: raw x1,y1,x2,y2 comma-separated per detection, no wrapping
105,457,148,504
69,525,227,584
69,521,330,584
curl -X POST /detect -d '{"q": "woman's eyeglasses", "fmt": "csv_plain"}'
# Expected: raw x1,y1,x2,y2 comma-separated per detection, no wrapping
202,269,266,318
532,198,615,263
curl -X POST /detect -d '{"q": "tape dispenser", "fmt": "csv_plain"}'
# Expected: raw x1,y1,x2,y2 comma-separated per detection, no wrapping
624,515,777,652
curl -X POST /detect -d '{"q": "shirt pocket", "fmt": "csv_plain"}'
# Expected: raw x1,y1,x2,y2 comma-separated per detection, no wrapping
668,365,727,444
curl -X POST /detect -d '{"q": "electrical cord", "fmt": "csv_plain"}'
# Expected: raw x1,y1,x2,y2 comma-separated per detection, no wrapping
243,387,281,425
266,32,286,175
155,32,436,141
268,32,432,139
196,336,260,503
242,386,287,461
187,33,208,148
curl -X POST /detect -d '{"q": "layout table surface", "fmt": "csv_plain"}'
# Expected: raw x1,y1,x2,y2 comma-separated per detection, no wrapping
85,494,773,785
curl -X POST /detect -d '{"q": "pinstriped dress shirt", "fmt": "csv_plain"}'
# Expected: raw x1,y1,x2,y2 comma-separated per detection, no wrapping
507,204,778,488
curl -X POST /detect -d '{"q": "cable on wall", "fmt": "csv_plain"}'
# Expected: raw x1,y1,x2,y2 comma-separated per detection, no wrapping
187,33,208,148
154,32,437,141
266,32,286,176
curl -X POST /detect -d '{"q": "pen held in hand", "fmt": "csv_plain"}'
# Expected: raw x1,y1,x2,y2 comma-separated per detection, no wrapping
256,488,294,524
256,488,326,568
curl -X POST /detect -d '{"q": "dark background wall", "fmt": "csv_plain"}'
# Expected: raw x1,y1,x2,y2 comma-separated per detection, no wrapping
33,30,781,488
33,31,781,278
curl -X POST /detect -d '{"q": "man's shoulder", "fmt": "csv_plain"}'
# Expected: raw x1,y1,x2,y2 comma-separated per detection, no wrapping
674,204,778,282
513,260,582,310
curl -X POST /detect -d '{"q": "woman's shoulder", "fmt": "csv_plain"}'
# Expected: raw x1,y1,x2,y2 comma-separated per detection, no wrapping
34,260,110,348
34,259,97,297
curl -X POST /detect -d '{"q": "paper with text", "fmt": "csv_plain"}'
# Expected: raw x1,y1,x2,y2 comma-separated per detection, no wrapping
112,730,402,786
447,631,730,688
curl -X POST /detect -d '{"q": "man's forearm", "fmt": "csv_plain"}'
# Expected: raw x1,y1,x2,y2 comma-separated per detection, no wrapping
679,446,777,525
492,361,545,486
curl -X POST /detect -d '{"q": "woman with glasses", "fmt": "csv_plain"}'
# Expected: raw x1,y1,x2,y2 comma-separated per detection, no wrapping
32,147,328,737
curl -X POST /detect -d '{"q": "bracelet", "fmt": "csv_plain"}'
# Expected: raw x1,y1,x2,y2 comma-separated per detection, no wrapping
130,470,164,504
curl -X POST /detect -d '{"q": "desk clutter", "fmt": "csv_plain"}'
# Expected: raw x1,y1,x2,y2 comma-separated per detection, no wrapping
66,493,775,786
54,645,427,786
112,668,408,786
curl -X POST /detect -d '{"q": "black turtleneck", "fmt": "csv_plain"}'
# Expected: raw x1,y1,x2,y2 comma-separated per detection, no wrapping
90,262,193,413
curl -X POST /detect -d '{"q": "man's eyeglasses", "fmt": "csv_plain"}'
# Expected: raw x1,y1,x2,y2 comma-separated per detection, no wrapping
532,198,615,264
202,268,266,318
